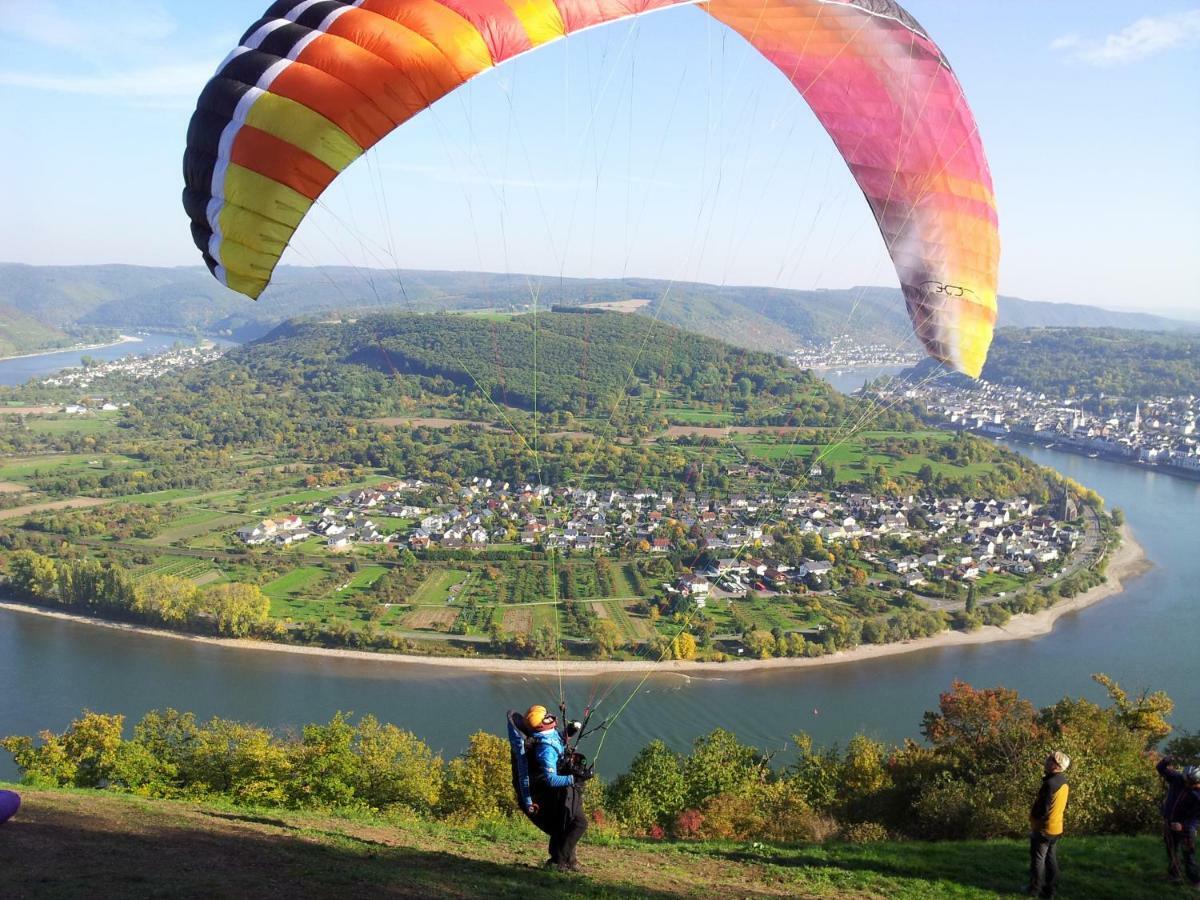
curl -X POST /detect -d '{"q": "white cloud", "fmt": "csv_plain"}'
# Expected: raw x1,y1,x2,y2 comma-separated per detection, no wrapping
0,0,175,56
0,63,211,99
0,1,217,102
1052,9,1200,65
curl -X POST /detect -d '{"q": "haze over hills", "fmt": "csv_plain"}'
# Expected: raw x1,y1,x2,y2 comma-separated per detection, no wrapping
0,263,1193,350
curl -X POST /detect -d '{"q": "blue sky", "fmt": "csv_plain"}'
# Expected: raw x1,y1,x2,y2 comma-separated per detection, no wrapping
0,1,1197,316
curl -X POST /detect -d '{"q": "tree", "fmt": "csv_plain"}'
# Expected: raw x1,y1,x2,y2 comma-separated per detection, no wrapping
198,583,270,637
441,731,509,822
672,631,697,661
7,550,58,601
682,729,763,808
591,619,621,659
135,574,199,624
607,740,686,832
744,629,776,659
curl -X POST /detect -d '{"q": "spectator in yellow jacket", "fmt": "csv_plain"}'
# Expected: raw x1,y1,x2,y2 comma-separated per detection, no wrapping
1028,751,1070,898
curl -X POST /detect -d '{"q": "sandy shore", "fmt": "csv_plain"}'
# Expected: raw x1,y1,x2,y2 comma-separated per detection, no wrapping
0,525,1148,678
0,334,141,364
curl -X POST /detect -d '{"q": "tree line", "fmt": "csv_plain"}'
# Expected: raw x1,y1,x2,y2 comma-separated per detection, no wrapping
4,677,1194,845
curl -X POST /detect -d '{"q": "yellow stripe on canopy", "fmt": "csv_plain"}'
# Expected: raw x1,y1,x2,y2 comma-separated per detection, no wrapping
243,92,364,173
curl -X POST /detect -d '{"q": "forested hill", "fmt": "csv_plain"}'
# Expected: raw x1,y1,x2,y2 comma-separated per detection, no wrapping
0,306,114,358
248,311,835,418
1,262,1192,350
980,328,1199,398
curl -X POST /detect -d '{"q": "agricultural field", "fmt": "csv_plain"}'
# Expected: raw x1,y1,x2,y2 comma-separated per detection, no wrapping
336,566,389,602
410,569,470,605
662,405,734,425
16,412,122,435
262,567,327,602
134,556,219,583
148,510,247,545
0,453,136,484
402,607,460,630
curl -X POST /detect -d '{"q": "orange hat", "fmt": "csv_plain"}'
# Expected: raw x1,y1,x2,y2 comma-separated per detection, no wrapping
525,705,549,729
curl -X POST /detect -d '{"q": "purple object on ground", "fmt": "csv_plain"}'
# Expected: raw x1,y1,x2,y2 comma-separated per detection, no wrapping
0,790,20,825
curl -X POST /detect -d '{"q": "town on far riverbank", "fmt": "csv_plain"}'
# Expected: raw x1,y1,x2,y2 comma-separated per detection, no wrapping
875,328,1200,480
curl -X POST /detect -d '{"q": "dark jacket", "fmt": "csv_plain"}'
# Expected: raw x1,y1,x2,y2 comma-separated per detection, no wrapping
1159,759,1200,835
1030,772,1069,837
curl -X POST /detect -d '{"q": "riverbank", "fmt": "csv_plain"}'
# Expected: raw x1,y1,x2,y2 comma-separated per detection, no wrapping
0,334,140,363
0,527,1148,678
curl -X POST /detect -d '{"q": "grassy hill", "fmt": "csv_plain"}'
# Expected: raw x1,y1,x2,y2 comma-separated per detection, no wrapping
1,263,1192,351
1,785,1174,899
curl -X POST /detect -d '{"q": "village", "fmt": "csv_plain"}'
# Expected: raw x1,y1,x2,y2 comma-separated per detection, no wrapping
40,341,227,390
892,377,1200,477
790,337,922,371
234,475,1083,608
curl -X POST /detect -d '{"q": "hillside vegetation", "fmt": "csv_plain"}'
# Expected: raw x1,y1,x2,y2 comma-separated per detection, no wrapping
981,328,1200,399
0,785,1173,899
1,263,1191,350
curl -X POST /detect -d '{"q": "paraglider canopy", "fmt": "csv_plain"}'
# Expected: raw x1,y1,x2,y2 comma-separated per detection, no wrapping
184,0,999,376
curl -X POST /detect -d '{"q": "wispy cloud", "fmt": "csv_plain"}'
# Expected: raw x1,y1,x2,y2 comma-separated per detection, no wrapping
0,0,217,101
1052,9,1200,65
0,63,211,98
0,0,175,57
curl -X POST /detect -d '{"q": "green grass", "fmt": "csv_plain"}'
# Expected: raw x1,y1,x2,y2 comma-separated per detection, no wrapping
17,413,121,435
112,488,208,505
134,557,216,583
410,569,470,605
254,476,393,513
148,511,246,545
663,405,734,425
262,566,327,601
0,453,133,482
338,566,389,600
0,784,1176,899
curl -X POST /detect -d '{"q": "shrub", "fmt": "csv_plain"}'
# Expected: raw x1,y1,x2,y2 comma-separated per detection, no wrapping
840,821,890,843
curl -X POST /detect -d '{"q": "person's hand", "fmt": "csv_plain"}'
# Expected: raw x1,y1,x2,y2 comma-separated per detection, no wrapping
526,802,540,815
1171,822,1183,832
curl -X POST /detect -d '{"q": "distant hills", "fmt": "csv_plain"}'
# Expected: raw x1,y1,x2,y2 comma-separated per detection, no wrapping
0,262,1193,350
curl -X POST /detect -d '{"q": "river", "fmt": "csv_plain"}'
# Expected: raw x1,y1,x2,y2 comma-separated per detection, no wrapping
0,333,236,386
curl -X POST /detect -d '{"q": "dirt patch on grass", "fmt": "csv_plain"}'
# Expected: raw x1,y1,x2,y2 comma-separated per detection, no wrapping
403,607,460,630
371,417,498,430
664,425,794,438
581,299,651,313
502,608,534,634
0,497,105,520
591,601,611,619
0,405,60,415
0,481,29,494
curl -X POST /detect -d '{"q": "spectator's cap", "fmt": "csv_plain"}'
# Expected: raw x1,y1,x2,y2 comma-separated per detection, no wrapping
1184,765,1200,785
525,705,554,730
1049,751,1071,772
